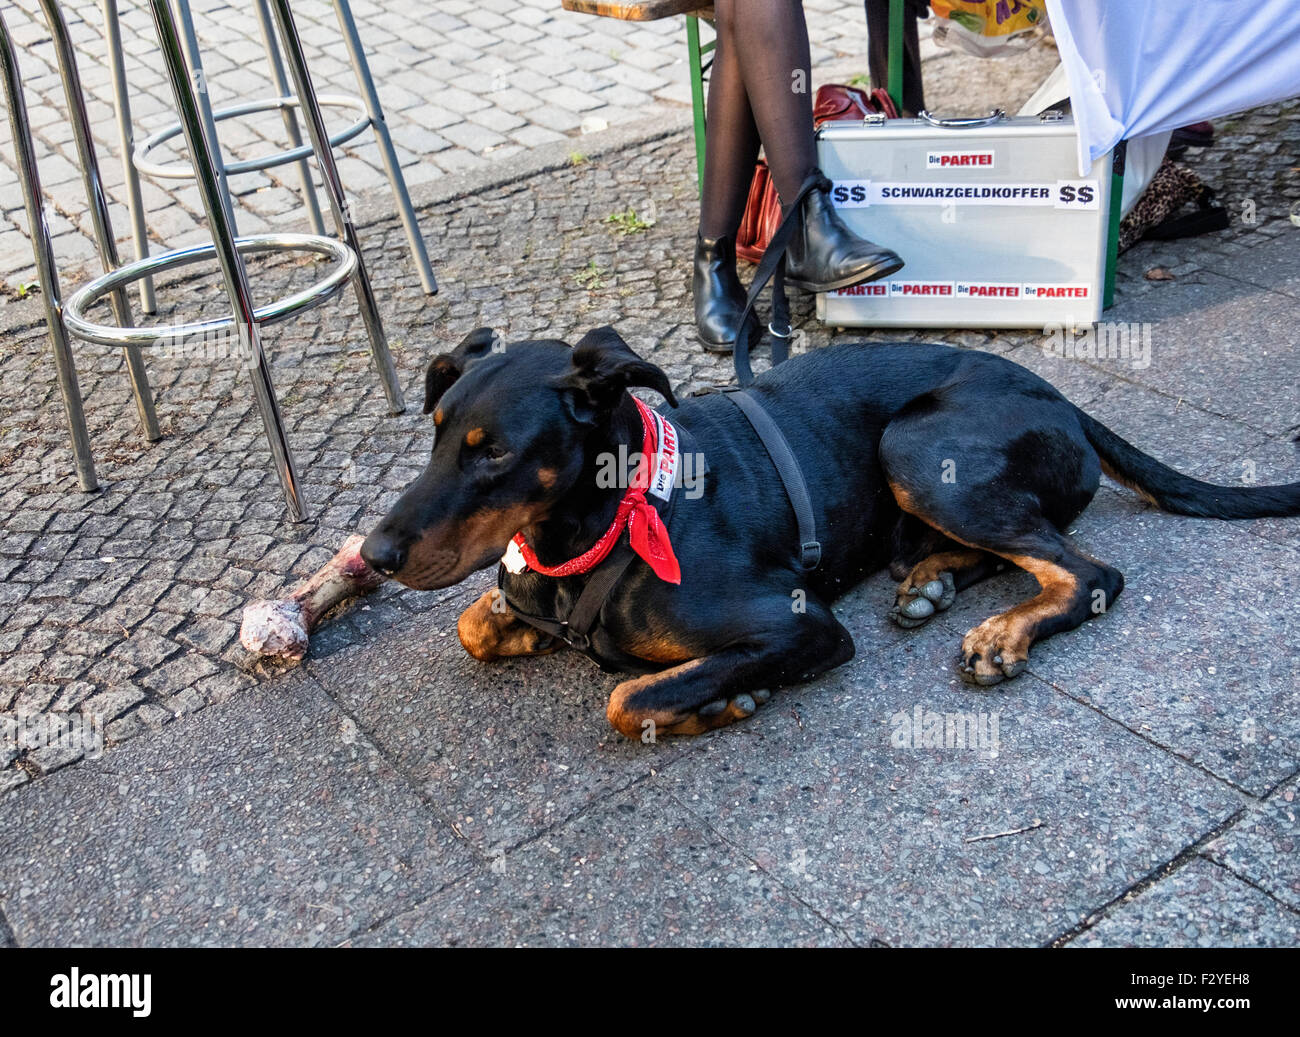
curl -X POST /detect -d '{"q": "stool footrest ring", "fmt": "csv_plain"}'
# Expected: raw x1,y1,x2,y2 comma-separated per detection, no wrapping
63,232,357,348
133,93,371,179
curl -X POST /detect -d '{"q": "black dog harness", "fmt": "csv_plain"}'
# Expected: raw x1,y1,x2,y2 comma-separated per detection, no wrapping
498,177,825,665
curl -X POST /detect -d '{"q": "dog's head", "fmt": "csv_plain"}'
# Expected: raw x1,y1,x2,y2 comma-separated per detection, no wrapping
361,326,676,590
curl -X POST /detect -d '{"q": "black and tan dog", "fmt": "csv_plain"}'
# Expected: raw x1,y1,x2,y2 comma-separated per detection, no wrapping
361,326,1300,739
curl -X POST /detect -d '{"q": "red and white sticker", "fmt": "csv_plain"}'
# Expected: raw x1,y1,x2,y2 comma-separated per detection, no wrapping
926,150,995,169
889,280,955,297
647,411,679,503
956,282,1022,298
1023,283,1090,299
832,282,889,297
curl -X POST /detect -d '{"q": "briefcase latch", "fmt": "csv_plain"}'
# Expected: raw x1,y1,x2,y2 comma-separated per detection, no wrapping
863,111,887,127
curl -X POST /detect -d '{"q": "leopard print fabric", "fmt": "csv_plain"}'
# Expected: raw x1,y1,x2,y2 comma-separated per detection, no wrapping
1119,157,1212,253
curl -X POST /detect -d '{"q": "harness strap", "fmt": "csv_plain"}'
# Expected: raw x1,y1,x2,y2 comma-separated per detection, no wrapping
716,387,821,571
560,543,637,651
498,544,636,654
734,171,832,387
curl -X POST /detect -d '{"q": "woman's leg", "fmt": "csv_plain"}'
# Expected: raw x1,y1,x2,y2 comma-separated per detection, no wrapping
695,0,904,349
724,0,901,291
695,0,762,350
698,2,759,239
867,0,926,116
722,0,818,208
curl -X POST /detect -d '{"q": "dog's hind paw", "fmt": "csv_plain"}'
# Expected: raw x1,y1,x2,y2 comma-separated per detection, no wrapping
890,570,956,628
957,618,1030,686
609,679,773,738
699,690,764,721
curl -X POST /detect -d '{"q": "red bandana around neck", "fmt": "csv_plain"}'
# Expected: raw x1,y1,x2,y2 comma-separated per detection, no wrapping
509,397,682,584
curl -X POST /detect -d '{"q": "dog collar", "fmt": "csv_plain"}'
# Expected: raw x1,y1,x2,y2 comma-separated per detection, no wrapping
507,397,682,584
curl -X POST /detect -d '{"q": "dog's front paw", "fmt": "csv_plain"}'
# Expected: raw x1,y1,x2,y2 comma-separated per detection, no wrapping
457,589,557,661
890,570,956,628
957,618,1029,686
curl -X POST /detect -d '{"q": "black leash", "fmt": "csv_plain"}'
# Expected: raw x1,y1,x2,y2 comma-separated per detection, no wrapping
714,170,827,573
733,170,831,387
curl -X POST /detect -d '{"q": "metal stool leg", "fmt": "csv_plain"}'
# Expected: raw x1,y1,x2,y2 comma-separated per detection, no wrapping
269,0,405,416
252,0,326,236
332,0,436,295
0,11,97,491
148,0,306,521
171,0,238,234
43,0,161,444
103,0,157,315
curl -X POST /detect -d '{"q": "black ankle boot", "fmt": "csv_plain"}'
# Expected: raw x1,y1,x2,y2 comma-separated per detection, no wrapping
784,175,903,293
693,233,757,353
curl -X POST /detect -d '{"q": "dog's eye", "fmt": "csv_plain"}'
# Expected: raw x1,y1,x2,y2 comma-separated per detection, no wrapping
483,444,510,462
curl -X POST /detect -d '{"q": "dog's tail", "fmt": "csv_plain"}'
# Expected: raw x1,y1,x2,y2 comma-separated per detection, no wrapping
1075,406,1300,519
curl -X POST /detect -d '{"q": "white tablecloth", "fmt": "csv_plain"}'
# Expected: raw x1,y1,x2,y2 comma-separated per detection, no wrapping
1046,0,1300,174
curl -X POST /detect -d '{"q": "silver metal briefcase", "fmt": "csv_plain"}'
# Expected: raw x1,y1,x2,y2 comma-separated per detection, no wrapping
816,109,1110,328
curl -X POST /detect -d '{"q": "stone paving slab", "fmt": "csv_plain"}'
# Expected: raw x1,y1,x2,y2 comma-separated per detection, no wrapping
1209,226,1300,300
0,669,476,946
1107,268,1300,439
1073,857,1299,948
305,573,703,859
643,633,1243,947
1066,379,1277,484
968,512,1299,797
1204,775,1300,912
354,783,850,947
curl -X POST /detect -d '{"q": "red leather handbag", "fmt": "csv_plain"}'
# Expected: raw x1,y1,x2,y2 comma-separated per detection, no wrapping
735,84,898,264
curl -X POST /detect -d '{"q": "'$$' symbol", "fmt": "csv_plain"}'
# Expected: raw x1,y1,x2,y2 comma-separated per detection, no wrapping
1059,184,1096,205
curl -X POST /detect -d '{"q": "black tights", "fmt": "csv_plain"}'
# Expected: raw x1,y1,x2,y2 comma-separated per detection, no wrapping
697,0,817,240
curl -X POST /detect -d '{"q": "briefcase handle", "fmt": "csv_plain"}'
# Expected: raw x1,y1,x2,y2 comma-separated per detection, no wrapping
917,108,1006,129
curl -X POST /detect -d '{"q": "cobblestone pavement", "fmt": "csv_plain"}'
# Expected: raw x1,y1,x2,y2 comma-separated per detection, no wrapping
0,47,1297,943
0,0,942,293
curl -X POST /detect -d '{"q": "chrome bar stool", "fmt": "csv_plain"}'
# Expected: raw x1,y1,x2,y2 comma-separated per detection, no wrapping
106,0,437,314
0,0,410,522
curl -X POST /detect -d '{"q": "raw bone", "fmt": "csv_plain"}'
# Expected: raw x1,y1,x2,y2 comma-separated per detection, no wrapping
239,535,384,662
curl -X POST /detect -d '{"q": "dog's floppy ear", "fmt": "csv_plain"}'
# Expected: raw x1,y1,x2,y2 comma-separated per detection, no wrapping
423,327,499,414
551,326,677,424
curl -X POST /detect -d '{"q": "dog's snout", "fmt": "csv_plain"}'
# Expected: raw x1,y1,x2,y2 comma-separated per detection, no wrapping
361,532,407,577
